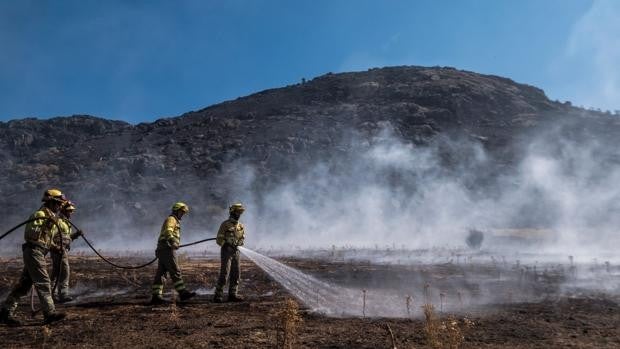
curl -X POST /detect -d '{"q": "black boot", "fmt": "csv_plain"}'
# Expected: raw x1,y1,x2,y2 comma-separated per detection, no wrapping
227,294,244,302
149,295,167,305
178,289,196,301
56,295,74,304
0,308,22,326
43,311,66,324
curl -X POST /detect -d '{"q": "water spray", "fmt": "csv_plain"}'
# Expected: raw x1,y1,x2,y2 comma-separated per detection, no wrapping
240,246,434,318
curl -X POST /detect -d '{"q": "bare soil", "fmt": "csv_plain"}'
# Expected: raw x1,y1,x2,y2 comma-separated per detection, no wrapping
0,254,619,348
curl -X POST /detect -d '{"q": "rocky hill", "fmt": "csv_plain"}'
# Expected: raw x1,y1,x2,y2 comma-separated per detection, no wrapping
1,66,619,244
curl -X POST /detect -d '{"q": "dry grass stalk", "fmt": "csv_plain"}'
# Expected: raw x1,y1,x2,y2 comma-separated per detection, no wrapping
275,298,303,349
423,304,441,349
315,288,320,308
385,323,397,349
362,289,367,318
442,316,464,349
169,293,180,328
41,325,52,348
118,270,142,288
196,273,207,288
605,261,611,273
405,295,412,318
84,319,98,341
439,292,446,313
423,303,475,349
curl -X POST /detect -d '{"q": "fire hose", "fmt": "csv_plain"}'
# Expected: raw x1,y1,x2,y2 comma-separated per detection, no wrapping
2,217,218,268
1,216,217,315
64,219,217,269
0,217,58,241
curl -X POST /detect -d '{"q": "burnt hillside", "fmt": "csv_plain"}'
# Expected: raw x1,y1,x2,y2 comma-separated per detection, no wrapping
1,66,619,238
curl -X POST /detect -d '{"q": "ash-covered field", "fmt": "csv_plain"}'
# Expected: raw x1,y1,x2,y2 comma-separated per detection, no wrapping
1,247,619,348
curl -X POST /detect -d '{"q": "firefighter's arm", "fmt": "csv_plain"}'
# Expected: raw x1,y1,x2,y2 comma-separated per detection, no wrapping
216,222,226,246
170,233,180,250
163,217,180,249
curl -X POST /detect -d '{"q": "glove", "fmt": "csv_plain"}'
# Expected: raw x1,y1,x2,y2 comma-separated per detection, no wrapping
70,230,83,240
170,240,180,250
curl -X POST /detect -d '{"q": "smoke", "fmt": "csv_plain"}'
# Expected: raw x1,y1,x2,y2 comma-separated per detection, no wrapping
224,122,620,263
2,116,619,266
229,125,620,314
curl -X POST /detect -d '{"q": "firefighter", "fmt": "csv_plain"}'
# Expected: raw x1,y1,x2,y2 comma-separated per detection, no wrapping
150,202,197,305
50,201,82,303
213,203,246,303
0,189,68,325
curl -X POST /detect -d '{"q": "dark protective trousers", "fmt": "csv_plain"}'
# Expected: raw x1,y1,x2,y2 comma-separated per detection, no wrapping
152,244,186,296
215,244,240,297
1,244,56,316
51,250,70,297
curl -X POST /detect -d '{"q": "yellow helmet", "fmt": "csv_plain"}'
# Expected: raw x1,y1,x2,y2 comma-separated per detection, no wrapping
172,202,189,213
229,203,245,214
42,188,65,202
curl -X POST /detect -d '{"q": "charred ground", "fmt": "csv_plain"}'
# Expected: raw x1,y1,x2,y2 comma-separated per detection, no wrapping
0,254,618,348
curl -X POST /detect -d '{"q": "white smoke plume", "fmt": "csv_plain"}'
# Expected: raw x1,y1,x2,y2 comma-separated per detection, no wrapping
224,123,620,265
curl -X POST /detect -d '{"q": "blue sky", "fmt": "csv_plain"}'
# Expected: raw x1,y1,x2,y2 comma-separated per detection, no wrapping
1,0,618,123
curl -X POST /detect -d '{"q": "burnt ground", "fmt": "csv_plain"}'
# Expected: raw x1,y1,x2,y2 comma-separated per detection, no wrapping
0,254,619,348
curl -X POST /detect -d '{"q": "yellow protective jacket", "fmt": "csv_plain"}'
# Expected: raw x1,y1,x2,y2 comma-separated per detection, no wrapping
24,207,59,249
53,217,72,247
158,215,181,248
216,219,245,247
